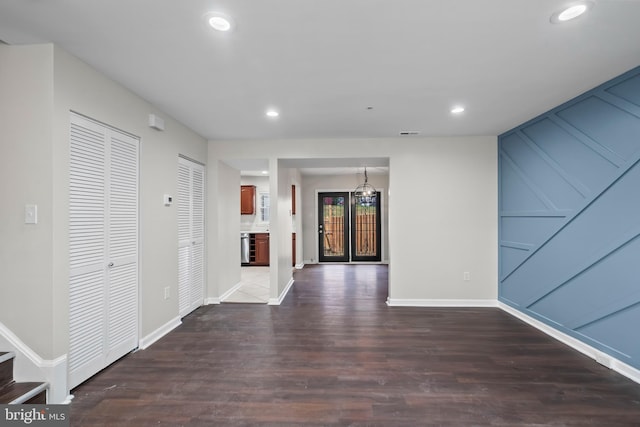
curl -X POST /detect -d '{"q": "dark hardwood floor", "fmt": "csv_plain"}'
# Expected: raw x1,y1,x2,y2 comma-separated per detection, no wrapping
71,264,640,426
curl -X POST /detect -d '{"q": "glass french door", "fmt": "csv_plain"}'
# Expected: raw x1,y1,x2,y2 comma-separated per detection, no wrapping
318,191,381,262
319,193,350,262
351,191,381,262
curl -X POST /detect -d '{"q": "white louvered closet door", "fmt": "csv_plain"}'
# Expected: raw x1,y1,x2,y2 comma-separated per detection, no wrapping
178,157,205,317
69,113,139,389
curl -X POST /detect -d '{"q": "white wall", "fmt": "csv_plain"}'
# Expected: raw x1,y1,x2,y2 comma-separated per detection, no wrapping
274,163,295,298
1,43,208,401
389,137,498,302
207,159,241,300
301,172,389,263
0,44,55,358
207,137,497,304
292,169,302,267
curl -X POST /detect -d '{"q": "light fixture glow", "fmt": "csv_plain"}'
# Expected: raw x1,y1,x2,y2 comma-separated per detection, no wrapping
550,2,593,24
209,16,231,31
354,167,377,207
451,106,465,114
559,4,587,21
205,12,234,32
261,170,268,175
266,110,279,118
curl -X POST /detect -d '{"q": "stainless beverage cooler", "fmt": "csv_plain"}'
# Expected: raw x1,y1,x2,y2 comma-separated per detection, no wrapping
241,233,250,265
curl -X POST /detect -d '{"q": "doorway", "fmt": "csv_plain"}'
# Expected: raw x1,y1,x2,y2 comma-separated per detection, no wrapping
318,191,382,262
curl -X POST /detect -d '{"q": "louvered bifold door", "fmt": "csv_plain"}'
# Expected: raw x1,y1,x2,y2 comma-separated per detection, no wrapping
190,164,205,309
69,113,139,389
178,157,205,317
177,160,192,317
105,129,139,366
69,115,108,389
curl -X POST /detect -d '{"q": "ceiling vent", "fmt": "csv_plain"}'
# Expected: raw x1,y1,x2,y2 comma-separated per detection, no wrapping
399,131,421,136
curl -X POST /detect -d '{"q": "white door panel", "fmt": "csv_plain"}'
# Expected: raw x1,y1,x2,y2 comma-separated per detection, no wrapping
69,113,139,389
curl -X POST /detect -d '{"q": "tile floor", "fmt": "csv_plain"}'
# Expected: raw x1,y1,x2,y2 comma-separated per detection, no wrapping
223,267,270,303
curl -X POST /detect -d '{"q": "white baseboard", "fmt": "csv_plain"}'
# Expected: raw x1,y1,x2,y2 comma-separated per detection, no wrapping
219,281,243,303
386,298,499,307
269,278,294,305
0,321,69,404
139,316,181,350
499,302,640,385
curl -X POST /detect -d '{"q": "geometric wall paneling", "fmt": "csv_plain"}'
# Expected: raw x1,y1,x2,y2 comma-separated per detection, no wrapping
520,118,619,192
528,231,640,332
500,132,586,211
605,72,640,108
499,216,565,279
575,304,640,364
499,150,557,212
557,96,640,161
502,158,640,306
499,65,640,371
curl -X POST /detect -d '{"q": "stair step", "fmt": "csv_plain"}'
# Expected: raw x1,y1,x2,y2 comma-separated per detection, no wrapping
0,352,15,390
0,381,48,404
0,352,48,404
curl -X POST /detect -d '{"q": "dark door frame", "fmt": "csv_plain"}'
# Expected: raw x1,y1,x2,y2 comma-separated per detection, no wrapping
318,191,382,263
318,192,350,262
351,191,382,262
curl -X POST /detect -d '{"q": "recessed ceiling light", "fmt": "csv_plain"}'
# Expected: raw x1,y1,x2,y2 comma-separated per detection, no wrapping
550,2,593,23
451,106,465,114
266,110,279,118
261,170,268,175
205,12,234,32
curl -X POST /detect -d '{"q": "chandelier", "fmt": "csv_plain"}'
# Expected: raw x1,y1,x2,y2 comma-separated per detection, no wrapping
354,167,377,207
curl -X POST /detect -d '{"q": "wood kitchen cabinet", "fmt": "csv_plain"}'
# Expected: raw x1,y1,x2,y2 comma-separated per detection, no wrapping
241,185,256,214
253,233,270,266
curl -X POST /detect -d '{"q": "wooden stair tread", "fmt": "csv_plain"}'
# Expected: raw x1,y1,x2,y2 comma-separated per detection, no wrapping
0,352,15,390
0,381,48,404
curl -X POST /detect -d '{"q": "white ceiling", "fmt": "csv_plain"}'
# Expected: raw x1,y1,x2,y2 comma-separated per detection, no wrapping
1,0,640,143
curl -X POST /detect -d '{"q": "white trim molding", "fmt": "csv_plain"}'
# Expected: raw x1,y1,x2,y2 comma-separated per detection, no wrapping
386,298,499,307
269,278,295,305
218,281,243,303
0,321,69,404
499,302,640,385
139,316,181,350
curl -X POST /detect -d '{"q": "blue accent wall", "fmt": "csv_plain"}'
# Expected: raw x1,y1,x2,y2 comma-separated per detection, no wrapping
499,66,640,370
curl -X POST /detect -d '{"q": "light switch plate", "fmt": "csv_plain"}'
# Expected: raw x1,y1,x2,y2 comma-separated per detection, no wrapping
25,204,38,224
